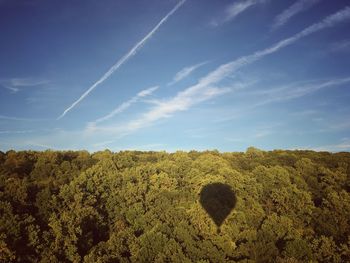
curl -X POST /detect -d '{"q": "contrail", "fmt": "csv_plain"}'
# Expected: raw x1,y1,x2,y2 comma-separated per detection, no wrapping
98,6,350,135
168,61,209,86
93,85,159,124
272,0,320,30
58,0,186,119
200,6,350,86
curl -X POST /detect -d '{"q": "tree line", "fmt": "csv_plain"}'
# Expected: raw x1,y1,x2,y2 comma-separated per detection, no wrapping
0,147,349,262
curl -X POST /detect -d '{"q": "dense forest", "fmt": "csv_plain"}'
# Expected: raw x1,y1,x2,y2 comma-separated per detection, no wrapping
0,148,350,262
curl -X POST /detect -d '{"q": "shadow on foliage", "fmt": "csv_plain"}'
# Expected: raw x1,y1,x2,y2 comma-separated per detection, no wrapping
200,183,236,233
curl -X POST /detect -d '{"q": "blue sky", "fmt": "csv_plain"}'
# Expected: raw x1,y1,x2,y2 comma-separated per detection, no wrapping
1,0,350,152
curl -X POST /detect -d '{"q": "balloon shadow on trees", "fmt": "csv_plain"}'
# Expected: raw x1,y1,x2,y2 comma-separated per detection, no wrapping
200,183,236,233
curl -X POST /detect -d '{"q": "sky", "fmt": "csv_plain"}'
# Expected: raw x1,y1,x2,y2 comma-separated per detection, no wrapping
1,0,350,152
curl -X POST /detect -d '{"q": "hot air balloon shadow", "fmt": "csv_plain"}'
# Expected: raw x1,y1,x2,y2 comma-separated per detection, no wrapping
199,183,236,233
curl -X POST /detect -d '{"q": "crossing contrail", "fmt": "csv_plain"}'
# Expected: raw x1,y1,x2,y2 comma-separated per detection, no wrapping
58,0,186,119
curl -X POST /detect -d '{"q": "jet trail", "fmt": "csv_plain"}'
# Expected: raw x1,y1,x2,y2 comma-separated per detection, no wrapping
58,0,186,119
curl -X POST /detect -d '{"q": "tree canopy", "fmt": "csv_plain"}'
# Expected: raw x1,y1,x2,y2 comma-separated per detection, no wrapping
0,149,349,262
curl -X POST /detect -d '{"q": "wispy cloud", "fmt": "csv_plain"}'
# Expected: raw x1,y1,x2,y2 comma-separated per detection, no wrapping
223,123,281,145
90,141,165,152
9,78,49,87
217,77,350,123
0,128,61,136
330,39,350,52
89,85,159,126
3,86,20,93
0,115,49,122
3,128,83,151
272,0,320,30
91,140,116,149
320,119,350,132
58,0,186,119
25,142,55,149
302,138,350,152
320,142,350,151
251,77,350,106
0,130,36,135
204,6,350,86
211,0,267,27
253,130,272,139
89,6,350,144
88,85,231,136
118,143,166,151
1,78,49,93
168,61,208,85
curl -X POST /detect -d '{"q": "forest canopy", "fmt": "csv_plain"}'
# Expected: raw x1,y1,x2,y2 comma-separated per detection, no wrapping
0,148,350,262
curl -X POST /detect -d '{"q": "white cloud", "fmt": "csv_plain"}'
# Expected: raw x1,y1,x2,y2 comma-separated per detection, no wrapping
87,85,231,136
120,143,166,151
226,0,261,21
89,6,350,143
1,78,49,93
8,129,83,151
4,86,20,93
272,0,320,30
0,128,62,136
10,78,49,87
303,139,350,152
89,85,159,126
204,6,350,87
247,77,350,107
168,61,208,85
58,0,186,119
137,86,159,97
26,142,55,149
253,130,272,138
0,115,48,122
91,140,115,148
216,77,350,123
211,0,266,27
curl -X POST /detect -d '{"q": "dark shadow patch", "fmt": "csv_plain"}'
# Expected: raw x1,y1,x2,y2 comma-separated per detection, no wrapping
200,183,236,233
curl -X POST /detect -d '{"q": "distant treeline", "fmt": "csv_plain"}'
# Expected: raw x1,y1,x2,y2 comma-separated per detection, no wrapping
0,148,350,262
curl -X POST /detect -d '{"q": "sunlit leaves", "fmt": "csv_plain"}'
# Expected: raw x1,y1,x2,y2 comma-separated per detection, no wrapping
0,149,350,261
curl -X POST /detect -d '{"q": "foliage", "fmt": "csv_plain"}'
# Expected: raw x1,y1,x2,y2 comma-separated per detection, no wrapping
0,149,349,262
